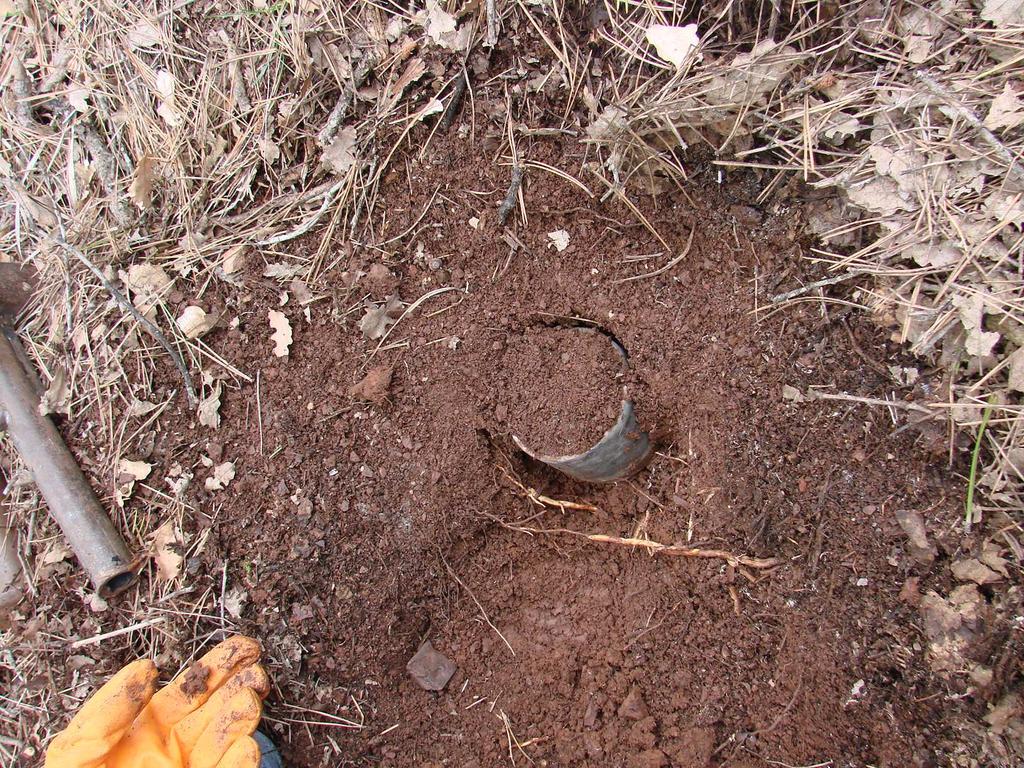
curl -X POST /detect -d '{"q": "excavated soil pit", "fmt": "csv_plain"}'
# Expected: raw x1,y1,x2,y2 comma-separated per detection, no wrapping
495,325,626,457
50,99,996,768
105,126,983,768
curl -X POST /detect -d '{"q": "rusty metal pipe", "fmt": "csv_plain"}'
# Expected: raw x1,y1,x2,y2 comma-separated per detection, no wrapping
0,328,139,598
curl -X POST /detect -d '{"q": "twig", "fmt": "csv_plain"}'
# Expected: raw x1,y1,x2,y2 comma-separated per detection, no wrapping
439,550,515,656
614,228,695,283
55,239,198,405
768,270,858,304
440,70,469,131
256,180,346,246
805,389,935,416
485,0,499,48
502,523,781,569
496,165,523,226
915,70,1024,184
70,617,164,648
498,465,597,512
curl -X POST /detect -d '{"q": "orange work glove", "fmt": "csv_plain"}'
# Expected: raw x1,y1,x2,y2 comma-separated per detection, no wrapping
45,635,270,768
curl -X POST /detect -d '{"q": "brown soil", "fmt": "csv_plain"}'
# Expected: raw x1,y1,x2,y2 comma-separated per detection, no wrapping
497,325,626,456
38,35,1002,768
105,126,985,768
179,662,210,698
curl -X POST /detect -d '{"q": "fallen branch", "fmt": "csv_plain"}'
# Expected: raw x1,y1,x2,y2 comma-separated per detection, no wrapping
768,270,858,304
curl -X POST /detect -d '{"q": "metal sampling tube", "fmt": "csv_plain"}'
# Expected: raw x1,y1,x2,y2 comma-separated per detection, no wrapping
0,329,139,598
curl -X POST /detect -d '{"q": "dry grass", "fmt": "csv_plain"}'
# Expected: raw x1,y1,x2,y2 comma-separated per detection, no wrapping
586,0,1024,523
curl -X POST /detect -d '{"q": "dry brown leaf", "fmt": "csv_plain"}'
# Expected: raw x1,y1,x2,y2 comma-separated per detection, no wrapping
38,368,69,416
198,381,222,428
845,178,915,216
205,461,235,491
128,155,156,209
124,263,174,317
269,310,292,357
895,508,937,565
1008,348,1024,392
982,0,1024,29
419,0,470,51
154,69,179,126
388,57,427,101
359,295,403,340
223,587,248,619
547,229,570,251
322,126,357,175
151,520,183,580
985,82,1024,130
781,384,806,403
222,245,248,275
176,306,218,339
127,18,162,49
264,263,305,280
645,24,701,68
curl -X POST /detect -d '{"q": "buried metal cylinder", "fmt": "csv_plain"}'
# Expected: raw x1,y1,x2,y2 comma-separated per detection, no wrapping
511,327,652,483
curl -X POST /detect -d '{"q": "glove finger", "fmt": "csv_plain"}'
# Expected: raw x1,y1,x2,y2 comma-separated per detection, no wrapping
148,636,261,727
187,688,262,768
171,664,269,754
45,660,157,768
212,736,261,768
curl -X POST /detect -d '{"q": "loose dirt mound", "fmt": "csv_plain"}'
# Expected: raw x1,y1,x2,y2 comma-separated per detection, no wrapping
116,127,986,767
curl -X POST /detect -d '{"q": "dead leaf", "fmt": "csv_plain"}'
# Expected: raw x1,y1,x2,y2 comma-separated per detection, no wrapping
127,399,160,418
223,587,248,619
120,459,153,481
322,126,357,175
268,310,292,357
197,381,222,428
116,458,152,507
781,384,806,403
387,57,427,101
222,245,248,275
124,263,174,317
1008,348,1024,392
39,368,70,416
258,137,280,164
645,23,701,68
894,508,937,565
350,365,393,405
982,0,1024,29
205,461,235,491
264,262,305,280
127,17,162,49
151,520,183,580
154,69,180,127
984,191,1024,226
845,178,916,216
980,541,1010,576
419,0,470,50
951,558,1002,585
176,306,218,339
128,155,156,209
985,82,1024,130
40,542,71,565
547,229,570,252
359,295,403,340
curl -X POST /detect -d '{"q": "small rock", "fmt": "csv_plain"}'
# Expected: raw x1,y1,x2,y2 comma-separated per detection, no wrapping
618,685,649,720
899,576,921,606
406,641,457,692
